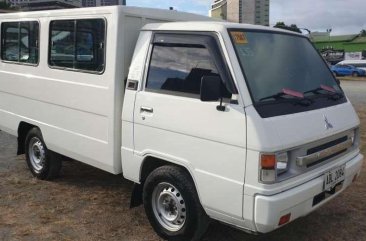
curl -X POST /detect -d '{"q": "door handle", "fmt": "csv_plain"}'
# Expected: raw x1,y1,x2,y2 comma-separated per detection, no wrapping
140,106,153,113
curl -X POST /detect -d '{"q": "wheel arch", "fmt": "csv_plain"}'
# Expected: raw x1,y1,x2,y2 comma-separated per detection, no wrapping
17,122,37,155
130,155,202,208
140,155,198,190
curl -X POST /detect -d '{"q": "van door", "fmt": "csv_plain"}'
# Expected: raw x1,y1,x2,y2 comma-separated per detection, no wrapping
133,33,247,219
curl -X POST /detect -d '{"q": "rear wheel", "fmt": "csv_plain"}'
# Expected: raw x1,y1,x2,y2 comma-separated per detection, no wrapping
25,127,61,180
143,166,209,241
352,72,359,77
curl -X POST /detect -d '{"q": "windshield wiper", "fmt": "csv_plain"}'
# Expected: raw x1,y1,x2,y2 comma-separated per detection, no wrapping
260,88,304,101
259,88,313,106
304,84,344,100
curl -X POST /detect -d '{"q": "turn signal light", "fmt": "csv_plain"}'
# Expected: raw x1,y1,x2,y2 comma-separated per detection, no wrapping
261,154,276,169
260,152,289,183
278,213,291,226
260,155,276,182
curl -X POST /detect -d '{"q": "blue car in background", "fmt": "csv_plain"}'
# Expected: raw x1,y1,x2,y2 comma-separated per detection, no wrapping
331,64,366,77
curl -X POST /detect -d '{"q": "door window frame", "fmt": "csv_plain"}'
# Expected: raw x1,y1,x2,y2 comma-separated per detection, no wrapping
142,31,238,100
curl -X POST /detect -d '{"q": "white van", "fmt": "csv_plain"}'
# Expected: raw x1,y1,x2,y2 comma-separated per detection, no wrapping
0,6,363,241
338,59,366,71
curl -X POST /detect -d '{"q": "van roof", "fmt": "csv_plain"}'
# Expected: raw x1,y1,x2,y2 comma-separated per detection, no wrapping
0,6,304,36
0,5,211,22
143,21,305,36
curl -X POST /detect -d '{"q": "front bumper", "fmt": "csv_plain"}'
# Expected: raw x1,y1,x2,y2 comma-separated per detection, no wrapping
254,153,363,233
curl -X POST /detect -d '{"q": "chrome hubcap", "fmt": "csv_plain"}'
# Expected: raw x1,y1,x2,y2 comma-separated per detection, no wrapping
28,137,45,172
152,183,186,232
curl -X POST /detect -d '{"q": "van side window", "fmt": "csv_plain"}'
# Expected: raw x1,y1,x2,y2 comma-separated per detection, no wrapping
146,44,222,97
49,19,105,72
1,21,39,64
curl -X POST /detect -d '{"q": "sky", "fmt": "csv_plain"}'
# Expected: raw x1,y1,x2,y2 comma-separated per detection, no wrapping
128,0,366,35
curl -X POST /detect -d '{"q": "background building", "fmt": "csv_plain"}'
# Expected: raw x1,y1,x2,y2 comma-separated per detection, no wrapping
97,0,124,6
210,0,269,26
210,0,227,20
312,33,366,53
82,0,95,7
310,32,366,63
7,0,81,10
82,0,125,7
3,0,125,10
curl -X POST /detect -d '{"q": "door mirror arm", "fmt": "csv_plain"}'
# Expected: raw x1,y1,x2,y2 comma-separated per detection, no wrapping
216,97,225,111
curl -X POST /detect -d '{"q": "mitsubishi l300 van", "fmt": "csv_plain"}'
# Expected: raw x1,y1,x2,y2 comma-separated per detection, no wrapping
0,7,363,241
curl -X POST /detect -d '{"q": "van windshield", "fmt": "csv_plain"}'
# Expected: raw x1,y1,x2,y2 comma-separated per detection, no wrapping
229,30,346,117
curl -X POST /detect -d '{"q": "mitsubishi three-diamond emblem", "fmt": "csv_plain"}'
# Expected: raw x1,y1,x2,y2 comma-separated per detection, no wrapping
324,114,333,130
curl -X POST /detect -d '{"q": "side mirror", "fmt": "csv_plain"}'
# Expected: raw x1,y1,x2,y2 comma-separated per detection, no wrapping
200,75,222,102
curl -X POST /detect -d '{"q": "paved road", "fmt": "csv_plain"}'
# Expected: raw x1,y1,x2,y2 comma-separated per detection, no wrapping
341,80,366,105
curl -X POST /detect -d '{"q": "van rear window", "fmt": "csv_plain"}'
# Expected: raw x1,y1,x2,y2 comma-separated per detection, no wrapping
49,19,105,73
1,21,39,65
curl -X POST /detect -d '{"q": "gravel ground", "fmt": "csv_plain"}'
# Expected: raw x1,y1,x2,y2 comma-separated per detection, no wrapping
0,82,365,241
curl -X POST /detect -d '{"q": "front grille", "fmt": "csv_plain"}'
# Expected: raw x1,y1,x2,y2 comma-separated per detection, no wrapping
306,136,348,167
307,136,348,155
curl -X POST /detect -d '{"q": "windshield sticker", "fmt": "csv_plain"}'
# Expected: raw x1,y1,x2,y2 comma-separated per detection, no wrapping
231,32,248,44
238,47,254,56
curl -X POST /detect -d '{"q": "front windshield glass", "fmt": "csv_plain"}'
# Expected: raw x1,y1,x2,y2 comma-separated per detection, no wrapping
229,30,341,103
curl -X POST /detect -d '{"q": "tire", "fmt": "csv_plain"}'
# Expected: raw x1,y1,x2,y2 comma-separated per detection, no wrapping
24,127,62,180
143,166,209,241
333,71,338,77
352,72,359,77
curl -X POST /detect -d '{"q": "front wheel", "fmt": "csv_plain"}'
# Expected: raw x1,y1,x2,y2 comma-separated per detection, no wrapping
143,166,209,241
25,127,62,180
352,72,359,77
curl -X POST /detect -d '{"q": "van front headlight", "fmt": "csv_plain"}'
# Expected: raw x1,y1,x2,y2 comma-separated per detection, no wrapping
350,130,355,144
260,151,289,183
350,128,360,148
276,152,289,174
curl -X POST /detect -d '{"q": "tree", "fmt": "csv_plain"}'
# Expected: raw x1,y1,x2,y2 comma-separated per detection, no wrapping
360,29,366,37
274,22,302,33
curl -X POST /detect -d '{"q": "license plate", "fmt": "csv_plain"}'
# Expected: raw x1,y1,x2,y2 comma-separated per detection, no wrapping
324,165,346,191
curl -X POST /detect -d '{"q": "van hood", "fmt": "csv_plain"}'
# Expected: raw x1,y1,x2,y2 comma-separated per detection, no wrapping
246,101,359,152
